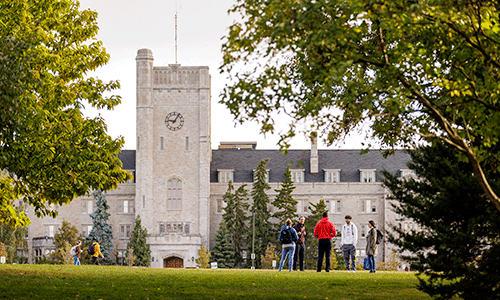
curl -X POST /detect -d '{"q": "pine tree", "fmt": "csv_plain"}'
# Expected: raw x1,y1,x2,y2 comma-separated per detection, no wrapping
304,199,327,270
127,215,151,267
88,189,113,259
222,181,250,266
383,143,500,299
196,246,211,268
272,165,298,226
248,158,272,269
211,222,236,268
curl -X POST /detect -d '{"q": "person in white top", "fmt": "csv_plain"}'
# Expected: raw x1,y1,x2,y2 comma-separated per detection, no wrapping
340,215,358,272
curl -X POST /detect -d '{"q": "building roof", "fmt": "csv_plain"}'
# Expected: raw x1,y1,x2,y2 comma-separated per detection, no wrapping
118,150,136,170
210,149,411,183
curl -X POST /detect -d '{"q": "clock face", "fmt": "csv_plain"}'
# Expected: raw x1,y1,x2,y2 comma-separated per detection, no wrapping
165,112,184,131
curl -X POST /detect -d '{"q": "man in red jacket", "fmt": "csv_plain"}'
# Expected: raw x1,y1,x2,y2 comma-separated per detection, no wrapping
314,212,337,272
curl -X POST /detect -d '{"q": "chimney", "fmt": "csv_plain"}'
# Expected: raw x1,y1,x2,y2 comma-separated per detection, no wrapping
310,132,319,173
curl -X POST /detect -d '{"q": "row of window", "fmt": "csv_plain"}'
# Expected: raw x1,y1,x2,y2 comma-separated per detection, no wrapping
42,224,132,239
82,200,135,214
217,169,415,183
138,136,191,151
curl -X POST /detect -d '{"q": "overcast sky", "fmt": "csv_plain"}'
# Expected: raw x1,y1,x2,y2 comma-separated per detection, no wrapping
79,0,368,150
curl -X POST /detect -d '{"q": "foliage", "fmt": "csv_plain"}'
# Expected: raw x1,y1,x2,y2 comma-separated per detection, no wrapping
53,242,73,265
125,248,135,267
0,242,7,262
260,245,279,269
87,190,113,258
248,159,273,269
0,0,132,228
221,0,500,211
222,181,250,266
196,246,211,269
272,165,298,226
0,208,27,263
0,264,432,299
378,251,401,271
304,199,328,269
52,220,81,263
383,143,500,299
127,215,151,267
211,222,236,269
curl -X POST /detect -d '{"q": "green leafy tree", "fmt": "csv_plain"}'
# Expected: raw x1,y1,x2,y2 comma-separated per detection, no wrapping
196,246,211,269
211,222,236,268
221,0,500,212
127,215,151,267
52,220,81,263
261,245,279,269
304,200,327,270
0,0,131,228
384,143,500,299
0,205,28,263
248,159,272,269
88,190,113,259
222,181,250,266
272,165,298,226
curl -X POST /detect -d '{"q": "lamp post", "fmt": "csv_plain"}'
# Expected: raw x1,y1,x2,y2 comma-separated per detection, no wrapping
251,212,255,269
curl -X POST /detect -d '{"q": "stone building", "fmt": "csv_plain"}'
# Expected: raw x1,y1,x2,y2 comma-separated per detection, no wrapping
25,49,412,268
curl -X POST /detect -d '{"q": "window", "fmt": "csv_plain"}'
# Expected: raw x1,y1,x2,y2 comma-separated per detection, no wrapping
360,224,367,238
160,137,164,150
327,200,341,213
120,225,131,238
82,199,94,214
217,198,226,213
118,200,134,214
185,137,189,150
295,200,309,213
82,225,92,237
361,200,377,213
167,178,182,210
360,169,376,182
218,170,234,183
324,169,341,183
290,169,305,183
43,225,56,237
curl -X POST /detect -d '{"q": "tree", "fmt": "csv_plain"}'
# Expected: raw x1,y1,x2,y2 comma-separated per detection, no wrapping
261,245,279,269
87,190,113,259
127,215,151,267
52,220,81,263
272,165,298,226
196,246,211,269
248,159,273,269
304,200,327,270
211,222,236,268
383,143,500,299
221,0,500,212
0,0,131,228
0,206,28,263
222,181,250,266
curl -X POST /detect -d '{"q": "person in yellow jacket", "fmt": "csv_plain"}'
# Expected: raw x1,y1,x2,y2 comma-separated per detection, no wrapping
92,240,104,265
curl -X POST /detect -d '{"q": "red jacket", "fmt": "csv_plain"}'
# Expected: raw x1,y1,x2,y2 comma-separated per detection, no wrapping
314,217,337,239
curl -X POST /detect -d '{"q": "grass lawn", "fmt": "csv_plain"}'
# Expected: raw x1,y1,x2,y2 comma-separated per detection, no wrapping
0,264,430,300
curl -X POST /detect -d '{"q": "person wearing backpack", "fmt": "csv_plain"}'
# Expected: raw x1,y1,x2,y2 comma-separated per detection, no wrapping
278,219,299,272
366,220,378,273
90,240,104,265
70,240,82,266
313,212,337,272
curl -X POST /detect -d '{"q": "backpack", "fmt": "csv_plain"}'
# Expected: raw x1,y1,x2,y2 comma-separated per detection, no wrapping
280,228,293,244
70,245,77,256
88,243,95,255
376,229,384,244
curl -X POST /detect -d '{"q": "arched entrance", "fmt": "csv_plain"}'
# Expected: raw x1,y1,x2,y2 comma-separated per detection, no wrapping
164,256,184,268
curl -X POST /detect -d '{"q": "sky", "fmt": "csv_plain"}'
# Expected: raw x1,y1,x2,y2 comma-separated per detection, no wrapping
79,0,369,150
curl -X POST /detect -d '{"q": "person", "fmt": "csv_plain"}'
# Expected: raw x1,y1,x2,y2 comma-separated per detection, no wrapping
92,240,104,265
366,220,378,273
314,212,337,272
341,215,358,272
292,216,307,271
278,218,299,272
71,240,82,266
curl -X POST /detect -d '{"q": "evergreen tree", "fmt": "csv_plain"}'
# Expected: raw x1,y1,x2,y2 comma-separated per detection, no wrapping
248,158,272,269
222,181,250,266
52,220,81,263
272,165,298,226
211,222,236,268
304,200,327,270
127,215,151,267
88,190,113,259
383,143,500,299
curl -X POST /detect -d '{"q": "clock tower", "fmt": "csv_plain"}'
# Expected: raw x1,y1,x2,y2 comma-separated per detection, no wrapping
135,49,211,268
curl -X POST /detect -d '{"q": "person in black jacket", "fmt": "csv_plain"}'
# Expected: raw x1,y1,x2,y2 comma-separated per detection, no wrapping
292,216,307,271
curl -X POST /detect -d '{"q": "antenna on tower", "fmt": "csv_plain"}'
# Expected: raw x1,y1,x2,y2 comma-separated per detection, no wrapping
175,3,180,64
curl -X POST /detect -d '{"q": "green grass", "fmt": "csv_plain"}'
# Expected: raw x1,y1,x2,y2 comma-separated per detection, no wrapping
0,264,430,300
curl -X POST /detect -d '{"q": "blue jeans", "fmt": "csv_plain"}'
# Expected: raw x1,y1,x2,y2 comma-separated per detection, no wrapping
342,244,356,270
367,255,376,272
73,255,80,265
279,245,295,271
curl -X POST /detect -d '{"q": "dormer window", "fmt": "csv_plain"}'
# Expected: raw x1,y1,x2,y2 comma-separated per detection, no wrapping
360,169,376,182
290,169,305,183
218,169,234,183
324,169,341,183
